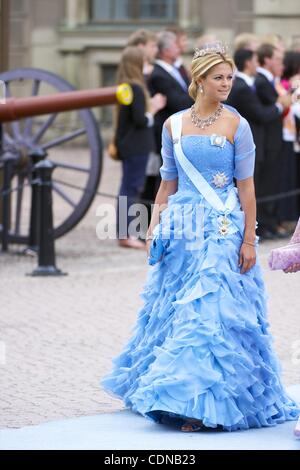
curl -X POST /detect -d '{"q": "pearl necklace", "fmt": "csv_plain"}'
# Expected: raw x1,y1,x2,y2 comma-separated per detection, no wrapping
191,103,224,129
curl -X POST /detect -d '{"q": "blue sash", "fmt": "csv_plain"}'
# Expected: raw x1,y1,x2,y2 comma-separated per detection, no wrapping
170,113,238,214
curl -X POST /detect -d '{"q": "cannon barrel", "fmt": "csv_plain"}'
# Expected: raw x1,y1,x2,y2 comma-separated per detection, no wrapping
0,83,132,122
0,68,133,244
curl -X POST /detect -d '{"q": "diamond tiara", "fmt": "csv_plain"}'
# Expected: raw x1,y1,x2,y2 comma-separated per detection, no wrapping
193,42,228,60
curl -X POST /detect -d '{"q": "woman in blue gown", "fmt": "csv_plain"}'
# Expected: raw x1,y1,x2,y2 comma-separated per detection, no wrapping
102,43,299,432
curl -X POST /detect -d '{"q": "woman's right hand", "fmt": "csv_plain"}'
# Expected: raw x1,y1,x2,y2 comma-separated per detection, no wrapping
146,239,152,258
150,93,166,114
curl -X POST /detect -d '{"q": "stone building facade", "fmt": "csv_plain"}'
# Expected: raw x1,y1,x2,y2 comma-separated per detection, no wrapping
2,0,300,124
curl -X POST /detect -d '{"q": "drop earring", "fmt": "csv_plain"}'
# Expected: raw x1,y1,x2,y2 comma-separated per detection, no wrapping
198,84,203,94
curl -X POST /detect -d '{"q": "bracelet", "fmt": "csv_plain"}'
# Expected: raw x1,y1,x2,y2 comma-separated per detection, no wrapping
242,240,257,247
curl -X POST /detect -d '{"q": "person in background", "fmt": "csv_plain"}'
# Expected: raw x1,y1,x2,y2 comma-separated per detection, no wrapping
233,32,260,52
114,46,166,249
255,43,292,239
142,31,193,207
228,48,283,142
283,217,300,273
195,33,217,49
127,29,165,238
166,26,190,86
127,29,158,79
260,35,287,98
278,51,300,227
227,48,290,240
291,39,300,53
262,33,285,54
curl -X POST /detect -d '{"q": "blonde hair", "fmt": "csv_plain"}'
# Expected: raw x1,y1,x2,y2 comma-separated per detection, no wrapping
233,33,260,51
116,46,150,111
188,49,235,101
127,29,156,47
261,33,284,49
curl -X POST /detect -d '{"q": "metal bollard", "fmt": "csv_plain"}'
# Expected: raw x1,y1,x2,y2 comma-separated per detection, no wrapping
24,148,48,254
29,159,66,276
1,151,16,252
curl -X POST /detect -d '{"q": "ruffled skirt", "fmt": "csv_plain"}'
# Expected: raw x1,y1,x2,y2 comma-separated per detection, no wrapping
102,190,299,431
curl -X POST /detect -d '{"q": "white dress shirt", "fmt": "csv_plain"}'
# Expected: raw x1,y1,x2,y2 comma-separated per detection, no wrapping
155,59,188,91
256,66,274,83
235,71,255,88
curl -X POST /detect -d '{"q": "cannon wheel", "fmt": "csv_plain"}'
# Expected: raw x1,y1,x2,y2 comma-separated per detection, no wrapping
0,68,102,244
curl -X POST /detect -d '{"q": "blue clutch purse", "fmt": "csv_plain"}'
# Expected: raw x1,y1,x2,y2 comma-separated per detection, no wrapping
148,228,169,266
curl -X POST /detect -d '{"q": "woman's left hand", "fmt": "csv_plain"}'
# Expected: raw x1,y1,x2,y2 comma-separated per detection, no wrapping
239,243,256,274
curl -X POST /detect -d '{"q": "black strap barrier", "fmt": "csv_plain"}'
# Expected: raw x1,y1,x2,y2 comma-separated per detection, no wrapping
49,178,300,206
1,169,300,263
1,178,300,204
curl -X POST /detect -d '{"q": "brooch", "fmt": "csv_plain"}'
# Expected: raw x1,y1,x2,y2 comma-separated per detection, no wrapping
212,172,228,188
210,134,226,148
218,216,231,236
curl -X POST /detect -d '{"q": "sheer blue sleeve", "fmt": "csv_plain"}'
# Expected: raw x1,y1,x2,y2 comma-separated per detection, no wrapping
233,116,256,180
159,125,178,181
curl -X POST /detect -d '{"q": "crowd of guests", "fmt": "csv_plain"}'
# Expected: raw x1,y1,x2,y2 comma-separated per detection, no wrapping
111,28,300,249
228,34,300,241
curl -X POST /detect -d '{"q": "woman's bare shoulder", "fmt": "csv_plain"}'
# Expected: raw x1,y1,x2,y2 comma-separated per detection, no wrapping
165,109,190,130
222,107,240,136
164,117,171,132
223,106,240,123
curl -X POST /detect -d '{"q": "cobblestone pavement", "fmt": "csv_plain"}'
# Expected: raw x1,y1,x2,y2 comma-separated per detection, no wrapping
0,150,299,429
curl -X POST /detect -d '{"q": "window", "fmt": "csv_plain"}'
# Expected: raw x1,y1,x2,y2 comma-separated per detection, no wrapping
140,0,177,19
90,0,178,22
91,0,129,20
11,0,26,13
235,0,253,13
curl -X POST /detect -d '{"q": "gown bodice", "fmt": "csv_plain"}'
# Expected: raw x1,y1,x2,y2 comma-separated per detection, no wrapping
178,135,235,194
160,106,256,200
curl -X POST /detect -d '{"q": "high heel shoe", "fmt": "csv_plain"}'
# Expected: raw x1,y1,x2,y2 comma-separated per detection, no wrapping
181,419,205,432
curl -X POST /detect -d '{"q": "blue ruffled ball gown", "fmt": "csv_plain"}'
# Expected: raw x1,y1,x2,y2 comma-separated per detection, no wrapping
101,107,299,431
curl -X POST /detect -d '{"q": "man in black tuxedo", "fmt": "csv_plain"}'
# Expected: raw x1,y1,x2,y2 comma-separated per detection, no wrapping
148,31,193,155
228,48,281,160
254,43,291,238
227,48,289,239
166,26,191,87
141,31,193,205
